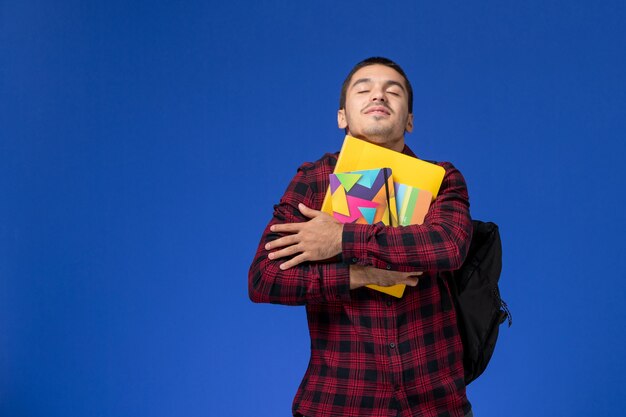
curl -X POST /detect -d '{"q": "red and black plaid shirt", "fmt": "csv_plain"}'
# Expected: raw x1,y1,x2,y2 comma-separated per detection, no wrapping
249,144,473,417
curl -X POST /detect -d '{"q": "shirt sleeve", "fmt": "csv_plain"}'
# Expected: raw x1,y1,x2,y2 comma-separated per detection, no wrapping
248,164,352,306
341,162,473,273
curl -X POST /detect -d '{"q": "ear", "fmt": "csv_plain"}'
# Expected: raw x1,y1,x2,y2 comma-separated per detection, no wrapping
405,113,414,133
337,109,348,129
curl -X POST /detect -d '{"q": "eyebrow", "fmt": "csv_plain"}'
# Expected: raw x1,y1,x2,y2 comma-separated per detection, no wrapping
350,78,406,92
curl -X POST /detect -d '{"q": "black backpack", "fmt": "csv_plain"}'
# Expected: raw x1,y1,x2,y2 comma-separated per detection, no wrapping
447,220,512,384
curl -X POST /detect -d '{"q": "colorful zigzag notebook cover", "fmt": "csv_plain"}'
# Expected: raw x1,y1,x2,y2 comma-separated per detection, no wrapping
329,168,397,226
329,168,404,297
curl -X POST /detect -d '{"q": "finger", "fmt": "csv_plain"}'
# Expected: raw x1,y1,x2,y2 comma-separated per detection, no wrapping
279,253,308,270
404,277,420,287
265,234,299,250
268,244,301,260
271,223,303,234
298,203,321,219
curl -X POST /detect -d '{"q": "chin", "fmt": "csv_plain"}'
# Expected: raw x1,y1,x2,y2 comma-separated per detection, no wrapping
350,129,403,151
362,128,395,141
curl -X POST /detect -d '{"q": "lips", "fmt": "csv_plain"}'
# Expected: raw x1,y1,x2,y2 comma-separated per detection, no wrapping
364,105,391,115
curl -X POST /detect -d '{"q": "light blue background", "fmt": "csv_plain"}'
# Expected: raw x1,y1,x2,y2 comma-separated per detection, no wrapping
2,1,625,416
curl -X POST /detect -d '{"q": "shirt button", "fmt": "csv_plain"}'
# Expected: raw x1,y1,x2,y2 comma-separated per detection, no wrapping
386,301,392,307
352,257,358,263
389,342,396,349
386,264,392,270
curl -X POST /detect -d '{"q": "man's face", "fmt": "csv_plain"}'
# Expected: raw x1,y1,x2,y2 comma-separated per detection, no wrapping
338,64,413,151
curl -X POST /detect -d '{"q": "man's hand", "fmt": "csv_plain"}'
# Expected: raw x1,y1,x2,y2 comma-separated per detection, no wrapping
266,203,343,270
350,265,423,290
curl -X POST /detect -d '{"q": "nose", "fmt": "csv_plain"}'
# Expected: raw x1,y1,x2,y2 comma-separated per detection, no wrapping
371,86,386,102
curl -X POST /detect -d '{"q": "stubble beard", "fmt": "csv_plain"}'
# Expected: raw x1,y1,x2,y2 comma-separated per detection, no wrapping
360,117,405,148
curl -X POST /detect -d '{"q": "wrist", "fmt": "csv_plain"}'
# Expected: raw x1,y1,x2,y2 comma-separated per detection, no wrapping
336,223,344,255
349,265,366,289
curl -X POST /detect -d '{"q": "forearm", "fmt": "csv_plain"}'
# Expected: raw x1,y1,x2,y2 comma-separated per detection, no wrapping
248,164,352,305
348,264,422,289
248,217,352,305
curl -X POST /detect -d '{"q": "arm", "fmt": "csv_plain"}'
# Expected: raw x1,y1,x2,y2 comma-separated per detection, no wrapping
248,164,353,305
248,158,433,305
341,162,472,273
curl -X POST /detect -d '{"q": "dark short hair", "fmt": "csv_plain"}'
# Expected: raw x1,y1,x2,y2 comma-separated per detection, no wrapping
339,57,413,113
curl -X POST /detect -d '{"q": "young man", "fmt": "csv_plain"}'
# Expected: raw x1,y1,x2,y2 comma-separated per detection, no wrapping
249,57,474,417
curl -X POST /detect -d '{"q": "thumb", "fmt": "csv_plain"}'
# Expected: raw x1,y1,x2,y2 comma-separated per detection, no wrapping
298,203,320,218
